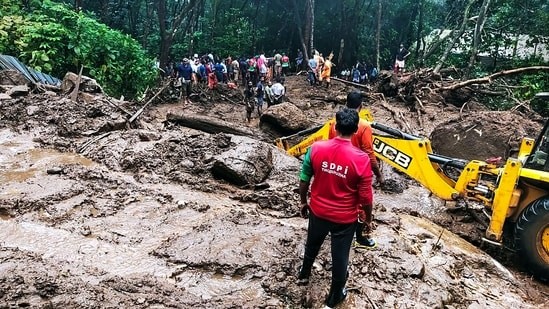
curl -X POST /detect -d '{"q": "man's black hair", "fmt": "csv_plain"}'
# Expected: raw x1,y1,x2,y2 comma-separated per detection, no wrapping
346,90,363,109
335,108,359,136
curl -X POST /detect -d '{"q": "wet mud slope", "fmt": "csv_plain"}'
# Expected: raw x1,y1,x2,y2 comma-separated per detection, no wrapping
0,74,548,308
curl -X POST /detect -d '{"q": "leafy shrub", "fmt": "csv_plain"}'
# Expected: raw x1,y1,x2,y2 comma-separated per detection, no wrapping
0,0,157,99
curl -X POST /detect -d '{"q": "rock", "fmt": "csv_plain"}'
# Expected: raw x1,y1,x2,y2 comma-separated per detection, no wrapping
211,136,273,186
260,102,310,135
137,130,162,141
26,105,39,116
399,256,425,278
7,85,29,97
181,159,194,169
46,167,65,175
0,70,28,85
275,271,286,281
61,72,103,94
0,93,11,100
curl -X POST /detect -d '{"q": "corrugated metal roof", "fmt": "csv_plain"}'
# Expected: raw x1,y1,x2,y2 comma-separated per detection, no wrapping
0,55,61,86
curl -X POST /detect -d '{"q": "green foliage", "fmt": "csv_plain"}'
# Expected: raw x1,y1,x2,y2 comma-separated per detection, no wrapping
0,0,156,99
182,8,263,59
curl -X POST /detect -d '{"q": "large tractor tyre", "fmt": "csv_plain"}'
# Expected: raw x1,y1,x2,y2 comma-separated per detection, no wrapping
514,197,549,282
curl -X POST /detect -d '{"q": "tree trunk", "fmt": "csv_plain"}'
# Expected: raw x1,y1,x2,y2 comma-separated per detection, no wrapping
465,0,492,79
291,0,310,61
157,0,170,69
142,3,154,51
308,0,315,54
421,28,449,62
376,0,382,69
439,66,549,91
166,113,254,137
433,0,474,74
338,39,345,67
156,0,200,70
414,0,424,65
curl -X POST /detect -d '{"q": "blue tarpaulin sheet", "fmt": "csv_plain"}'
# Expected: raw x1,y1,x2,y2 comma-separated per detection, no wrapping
0,55,61,86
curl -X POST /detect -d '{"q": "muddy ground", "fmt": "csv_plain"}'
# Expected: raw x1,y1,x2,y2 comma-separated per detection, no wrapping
0,72,548,308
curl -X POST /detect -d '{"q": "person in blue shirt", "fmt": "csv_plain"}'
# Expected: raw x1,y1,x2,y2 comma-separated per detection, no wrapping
177,58,193,104
308,55,318,86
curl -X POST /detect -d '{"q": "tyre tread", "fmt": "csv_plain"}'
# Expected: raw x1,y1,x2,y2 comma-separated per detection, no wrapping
514,197,549,282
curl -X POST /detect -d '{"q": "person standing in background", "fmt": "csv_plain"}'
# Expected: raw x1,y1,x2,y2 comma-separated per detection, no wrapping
394,44,410,74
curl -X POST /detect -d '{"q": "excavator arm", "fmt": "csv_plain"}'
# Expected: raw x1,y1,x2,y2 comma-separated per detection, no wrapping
275,109,374,157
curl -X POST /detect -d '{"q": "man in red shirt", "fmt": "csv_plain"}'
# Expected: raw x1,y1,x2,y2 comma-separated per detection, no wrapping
297,108,374,308
328,90,382,249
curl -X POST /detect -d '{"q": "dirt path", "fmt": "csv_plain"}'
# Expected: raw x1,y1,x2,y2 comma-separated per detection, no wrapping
0,75,547,308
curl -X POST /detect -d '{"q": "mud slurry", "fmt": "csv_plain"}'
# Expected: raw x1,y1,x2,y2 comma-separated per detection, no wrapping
1,76,548,308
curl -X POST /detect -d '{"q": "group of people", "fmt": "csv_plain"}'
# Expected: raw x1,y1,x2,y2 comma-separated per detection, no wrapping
339,43,411,84
168,47,412,307
340,61,378,84
235,52,292,87
165,51,292,111
306,50,334,88
244,76,286,122
297,90,383,308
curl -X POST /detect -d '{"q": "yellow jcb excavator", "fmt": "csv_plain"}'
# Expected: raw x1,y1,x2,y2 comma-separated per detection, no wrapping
275,93,549,281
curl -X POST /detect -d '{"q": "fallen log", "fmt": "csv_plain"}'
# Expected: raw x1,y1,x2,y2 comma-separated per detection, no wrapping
104,98,133,117
77,132,112,154
129,80,171,123
332,77,370,89
438,66,549,91
166,113,255,137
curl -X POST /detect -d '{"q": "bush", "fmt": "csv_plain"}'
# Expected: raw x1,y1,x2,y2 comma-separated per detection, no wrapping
0,0,157,99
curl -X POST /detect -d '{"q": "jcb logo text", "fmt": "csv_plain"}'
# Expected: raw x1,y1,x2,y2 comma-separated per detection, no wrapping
373,138,412,169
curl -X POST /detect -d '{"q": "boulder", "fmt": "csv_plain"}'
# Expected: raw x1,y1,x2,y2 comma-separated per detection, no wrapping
211,136,273,186
7,85,29,97
260,102,310,135
0,70,28,86
61,72,103,94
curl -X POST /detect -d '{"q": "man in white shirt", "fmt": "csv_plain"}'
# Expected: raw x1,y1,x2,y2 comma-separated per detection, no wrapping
271,77,285,105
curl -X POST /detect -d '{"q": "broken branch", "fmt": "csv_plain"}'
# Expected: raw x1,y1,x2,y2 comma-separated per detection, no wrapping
439,66,549,91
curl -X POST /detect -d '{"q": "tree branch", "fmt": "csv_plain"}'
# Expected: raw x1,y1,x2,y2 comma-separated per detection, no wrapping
438,66,549,91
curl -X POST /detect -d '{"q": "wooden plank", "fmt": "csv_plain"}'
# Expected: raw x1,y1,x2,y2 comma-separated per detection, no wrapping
70,65,83,102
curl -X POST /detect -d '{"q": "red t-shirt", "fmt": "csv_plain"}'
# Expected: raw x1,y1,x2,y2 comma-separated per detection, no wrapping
307,138,373,224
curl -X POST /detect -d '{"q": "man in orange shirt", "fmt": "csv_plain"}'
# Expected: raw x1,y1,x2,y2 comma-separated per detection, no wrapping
328,90,383,249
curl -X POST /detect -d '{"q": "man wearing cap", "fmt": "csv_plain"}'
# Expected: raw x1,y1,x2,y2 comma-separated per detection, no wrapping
328,90,383,249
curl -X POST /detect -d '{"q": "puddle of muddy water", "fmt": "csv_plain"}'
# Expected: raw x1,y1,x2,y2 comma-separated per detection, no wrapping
0,220,173,281
0,129,94,183
176,272,264,301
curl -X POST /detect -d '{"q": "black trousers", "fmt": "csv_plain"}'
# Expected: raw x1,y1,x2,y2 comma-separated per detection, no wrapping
302,213,357,283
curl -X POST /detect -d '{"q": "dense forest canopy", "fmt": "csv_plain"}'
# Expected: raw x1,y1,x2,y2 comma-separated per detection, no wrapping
1,0,548,103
